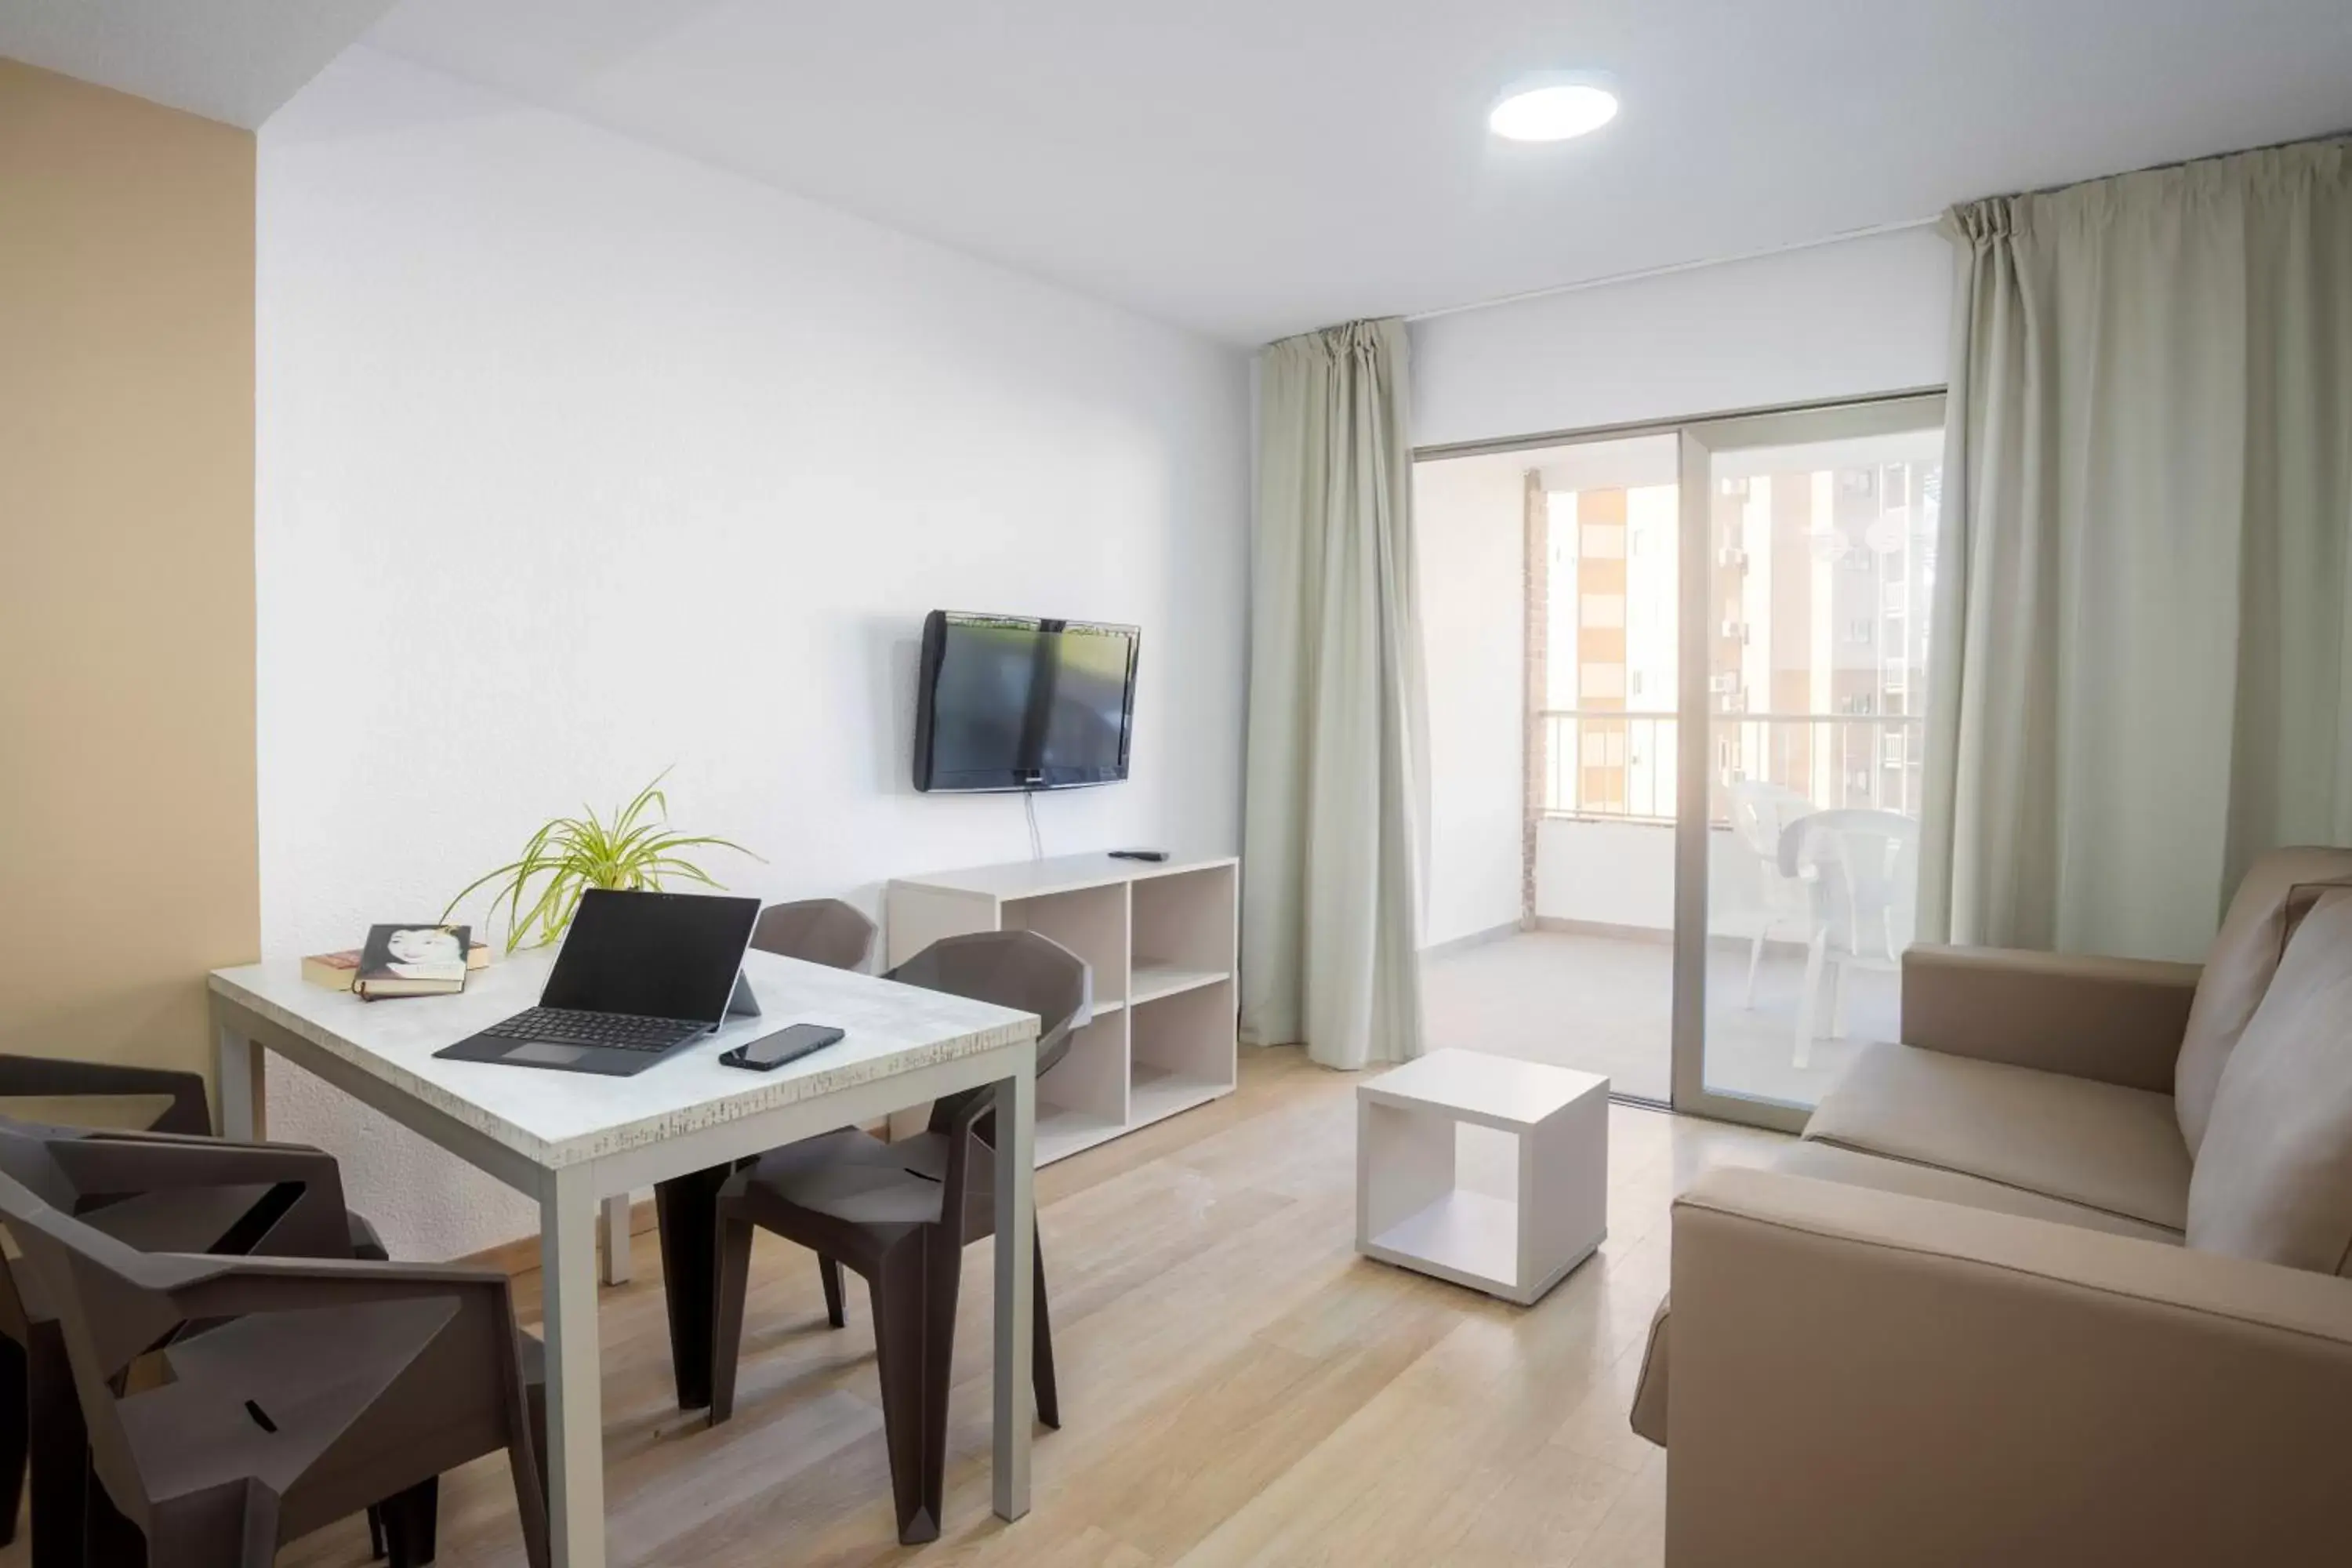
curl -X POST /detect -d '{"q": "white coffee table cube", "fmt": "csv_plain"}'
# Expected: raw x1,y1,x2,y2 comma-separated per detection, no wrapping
1356,1049,1608,1305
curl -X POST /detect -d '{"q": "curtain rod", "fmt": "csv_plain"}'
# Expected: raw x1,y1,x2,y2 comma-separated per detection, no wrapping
1349,129,2352,342
1403,125,2352,331
1402,216,1939,326
1988,125,2352,205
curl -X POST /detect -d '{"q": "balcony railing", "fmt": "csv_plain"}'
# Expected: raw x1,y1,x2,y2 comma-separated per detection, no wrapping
1538,710,1929,824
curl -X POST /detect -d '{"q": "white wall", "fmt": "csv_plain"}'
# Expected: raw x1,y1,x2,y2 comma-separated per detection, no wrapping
256,49,1252,1259
1410,227,1952,448
1538,818,1675,931
1535,819,1765,939
1413,454,1526,947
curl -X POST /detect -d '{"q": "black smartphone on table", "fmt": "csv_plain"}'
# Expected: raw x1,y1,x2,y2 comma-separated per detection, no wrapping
720,1023,845,1072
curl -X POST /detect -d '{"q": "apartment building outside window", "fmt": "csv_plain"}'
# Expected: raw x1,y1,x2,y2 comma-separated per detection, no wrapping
1543,454,1940,826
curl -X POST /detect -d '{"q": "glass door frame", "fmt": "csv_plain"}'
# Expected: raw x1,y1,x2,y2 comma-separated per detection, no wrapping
1667,394,1947,1131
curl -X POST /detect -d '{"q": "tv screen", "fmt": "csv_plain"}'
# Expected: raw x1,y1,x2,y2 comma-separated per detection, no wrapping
913,612,1138,792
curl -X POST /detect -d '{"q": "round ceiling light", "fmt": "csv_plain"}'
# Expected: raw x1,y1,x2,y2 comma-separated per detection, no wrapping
1488,77,1619,143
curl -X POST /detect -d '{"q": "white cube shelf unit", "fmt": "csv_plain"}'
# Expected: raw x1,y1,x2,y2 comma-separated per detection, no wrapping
887,851,1240,1165
1356,1051,1609,1306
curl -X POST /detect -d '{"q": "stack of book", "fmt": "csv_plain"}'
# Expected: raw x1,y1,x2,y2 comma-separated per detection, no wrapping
304,925,491,998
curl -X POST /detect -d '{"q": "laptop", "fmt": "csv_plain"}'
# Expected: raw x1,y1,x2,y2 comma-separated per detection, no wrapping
436,889,762,1077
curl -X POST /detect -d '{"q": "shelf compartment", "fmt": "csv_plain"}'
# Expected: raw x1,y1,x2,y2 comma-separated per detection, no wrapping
1038,1007,1128,1131
1130,975,1237,1109
1036,1104,1127,1166
1129,962,1230,1007
886,852,1239,1167
1002,882,1130,1000
1365,1191,1522,1294
1131,862,1237,980
1128,1060,1231,1127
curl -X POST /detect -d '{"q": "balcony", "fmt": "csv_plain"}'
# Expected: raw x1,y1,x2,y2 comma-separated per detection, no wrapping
1425,711,1918,1106
1422,921,1896,1104
1536,710,1927,822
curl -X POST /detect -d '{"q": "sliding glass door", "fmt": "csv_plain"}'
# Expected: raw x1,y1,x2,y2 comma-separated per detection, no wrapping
1670,396,1945,1128
1412,391,1942,1132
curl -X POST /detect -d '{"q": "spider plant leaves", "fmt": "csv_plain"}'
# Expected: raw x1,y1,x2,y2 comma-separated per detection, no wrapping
441,770,761,953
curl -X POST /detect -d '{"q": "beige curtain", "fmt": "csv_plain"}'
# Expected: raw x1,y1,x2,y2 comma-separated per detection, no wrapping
1240,318,1428,1069
1921,140,2352,960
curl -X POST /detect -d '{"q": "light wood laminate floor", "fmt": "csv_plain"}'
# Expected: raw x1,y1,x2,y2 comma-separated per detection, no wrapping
48,1047,1788,1567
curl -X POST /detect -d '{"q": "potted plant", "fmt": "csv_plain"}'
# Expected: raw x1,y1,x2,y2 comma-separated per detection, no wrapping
445,770,759,953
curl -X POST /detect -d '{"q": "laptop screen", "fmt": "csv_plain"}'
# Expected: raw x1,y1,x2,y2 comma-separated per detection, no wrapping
539,890,761,1023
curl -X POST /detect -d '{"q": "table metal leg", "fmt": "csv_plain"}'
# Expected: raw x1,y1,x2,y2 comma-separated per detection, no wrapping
991,1063,1035,1523
215,1014,264,1142
600,1194,633,1286
541,1165,606,1568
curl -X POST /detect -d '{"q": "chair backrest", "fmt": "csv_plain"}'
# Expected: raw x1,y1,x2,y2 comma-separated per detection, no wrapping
886,930,1092,1078
0,1117,78,1335
0,1116,78,1208
0,1114,356,1334
751,898,878,971
1729,782,1812,865
1788,808,1918,964
2,1112,350,1246
0,1054,211,1136
1729,782,1815,919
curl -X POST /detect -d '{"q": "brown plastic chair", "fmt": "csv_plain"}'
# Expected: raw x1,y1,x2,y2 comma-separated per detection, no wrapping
0,1054,211,1139
750,898,880,973
652,898,879,1410
0,1056,388,1567
707,929,1087,1544
0,1156,550,1568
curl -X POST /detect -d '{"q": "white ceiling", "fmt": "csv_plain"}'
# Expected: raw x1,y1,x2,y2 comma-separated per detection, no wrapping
12,2,2349,339
357,0,2352,343
0,0,396,126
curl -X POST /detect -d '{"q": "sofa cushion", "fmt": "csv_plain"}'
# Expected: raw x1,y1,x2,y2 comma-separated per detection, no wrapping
1804,1043,2190,1231
2176,846,2352,1154
1772,1141,2182,1243
2187,891,2352,1276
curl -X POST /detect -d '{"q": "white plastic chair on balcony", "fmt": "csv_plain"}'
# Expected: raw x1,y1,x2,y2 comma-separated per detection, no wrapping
1784,808,1918,1067
1726,782,1816,1008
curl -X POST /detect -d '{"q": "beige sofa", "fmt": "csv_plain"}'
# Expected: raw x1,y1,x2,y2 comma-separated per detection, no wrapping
1632,847,2352,1567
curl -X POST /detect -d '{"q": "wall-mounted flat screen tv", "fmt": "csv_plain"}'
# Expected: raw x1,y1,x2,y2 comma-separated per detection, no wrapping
913,611,1139,793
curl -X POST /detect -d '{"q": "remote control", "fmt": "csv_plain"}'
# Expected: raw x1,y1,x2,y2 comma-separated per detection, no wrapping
1109,849,1171,862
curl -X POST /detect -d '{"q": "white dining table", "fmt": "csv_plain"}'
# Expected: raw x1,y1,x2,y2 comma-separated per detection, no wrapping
208,946,1038,1568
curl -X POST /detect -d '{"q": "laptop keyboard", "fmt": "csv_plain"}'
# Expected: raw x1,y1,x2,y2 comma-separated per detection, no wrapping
481,1008,708,1054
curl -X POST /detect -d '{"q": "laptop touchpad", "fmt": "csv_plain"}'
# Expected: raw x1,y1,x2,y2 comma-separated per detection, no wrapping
509,1042,591,1066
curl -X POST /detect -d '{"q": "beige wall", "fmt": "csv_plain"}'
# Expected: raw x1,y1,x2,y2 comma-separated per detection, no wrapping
0,59,257,1090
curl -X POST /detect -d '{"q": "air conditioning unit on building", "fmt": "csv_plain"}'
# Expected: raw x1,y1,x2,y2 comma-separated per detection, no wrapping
1719,620,1750,644
1716,546,1748,569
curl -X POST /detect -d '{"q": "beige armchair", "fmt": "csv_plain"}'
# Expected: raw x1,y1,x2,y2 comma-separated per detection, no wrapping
1634,847,2352,1567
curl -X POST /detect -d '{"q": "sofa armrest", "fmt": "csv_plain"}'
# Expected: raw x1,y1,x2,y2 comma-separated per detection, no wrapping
1901,944,2200,1091
1662,1168,2352,1568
